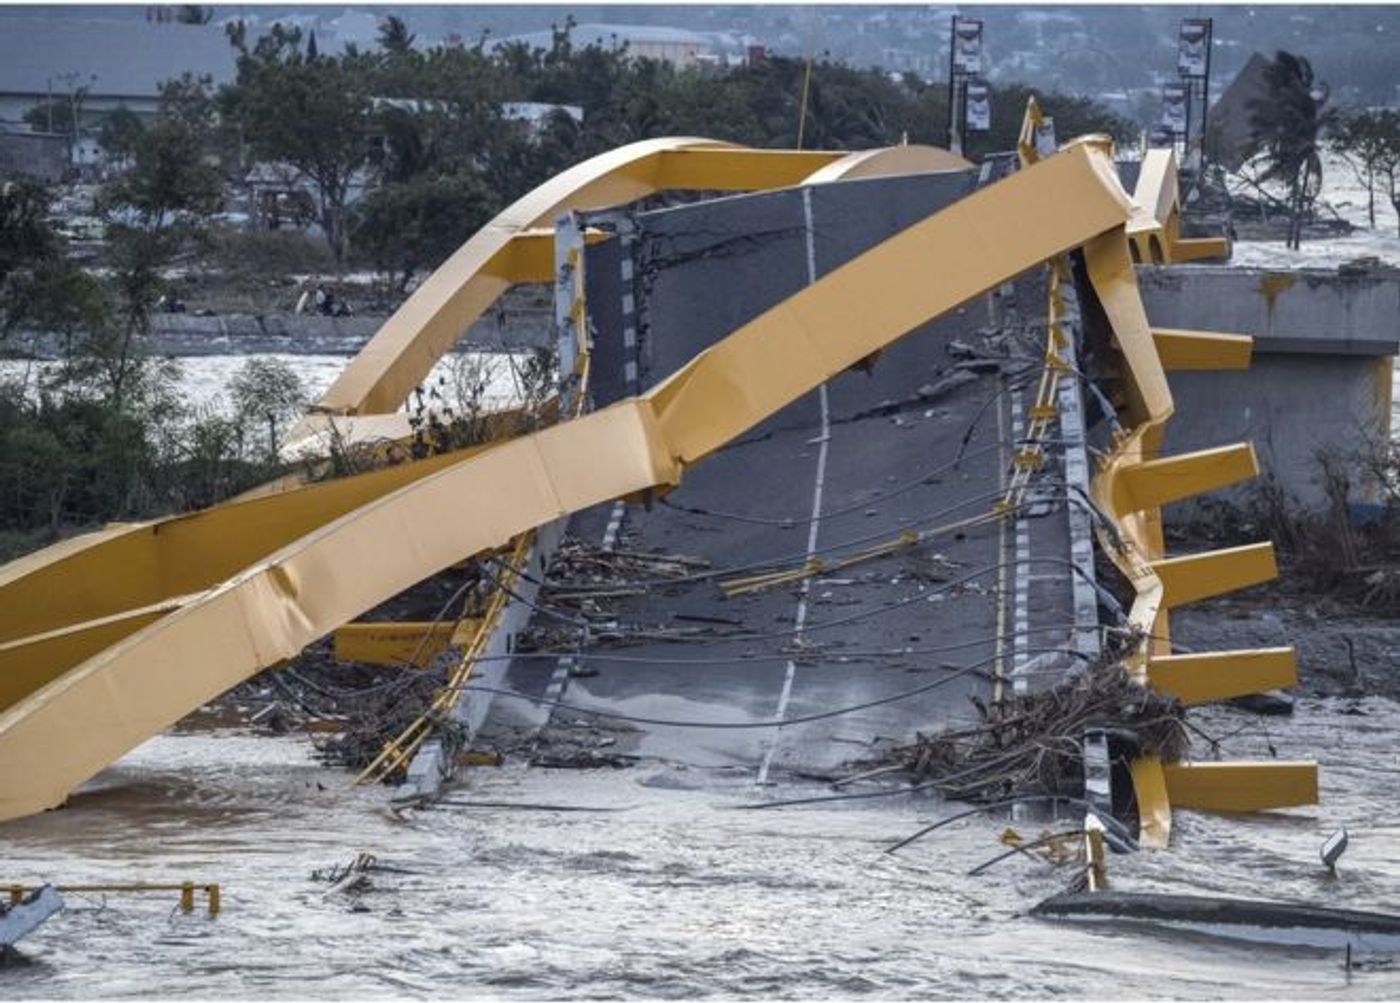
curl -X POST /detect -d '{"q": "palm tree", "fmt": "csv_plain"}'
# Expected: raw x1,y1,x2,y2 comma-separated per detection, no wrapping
1247,51,1331,250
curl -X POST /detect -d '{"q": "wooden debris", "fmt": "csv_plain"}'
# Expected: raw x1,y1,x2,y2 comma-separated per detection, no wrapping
879,647,1189,806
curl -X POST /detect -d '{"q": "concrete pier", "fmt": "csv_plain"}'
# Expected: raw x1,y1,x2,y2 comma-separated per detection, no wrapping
1139,264,1399,514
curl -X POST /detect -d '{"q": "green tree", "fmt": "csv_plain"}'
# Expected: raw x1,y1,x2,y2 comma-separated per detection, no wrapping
221,22,375,263
0,182,106,341
95,116,224,403
350,172,495,290
1330,107,1400,231
229,356,306,458
98,106,146,167
377,14,415,57
1248,51,1332,250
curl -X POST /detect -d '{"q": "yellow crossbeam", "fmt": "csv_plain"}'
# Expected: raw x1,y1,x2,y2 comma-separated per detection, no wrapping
7,882,220,916
332,620,480,668
0,595,195,712
1129,756,1173,849
1162,761,1319,812
1172,236,1231,262
1152,327,1254,371
1151,542,1277,608
1147,646,1298,705
1112,442,1258,515
494,228,610,284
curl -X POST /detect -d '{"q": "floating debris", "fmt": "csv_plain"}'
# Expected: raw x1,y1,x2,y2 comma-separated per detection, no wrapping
1033,891,1400,952
0,886,62,950
877,644,1188,806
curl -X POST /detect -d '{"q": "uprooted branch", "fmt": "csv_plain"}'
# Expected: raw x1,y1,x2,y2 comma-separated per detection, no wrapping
881,646,1189,805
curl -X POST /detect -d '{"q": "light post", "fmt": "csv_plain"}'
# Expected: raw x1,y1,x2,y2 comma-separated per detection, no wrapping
1176,17,1213,173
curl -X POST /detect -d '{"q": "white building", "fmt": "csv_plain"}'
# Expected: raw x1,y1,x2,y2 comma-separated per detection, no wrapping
494,23,716,69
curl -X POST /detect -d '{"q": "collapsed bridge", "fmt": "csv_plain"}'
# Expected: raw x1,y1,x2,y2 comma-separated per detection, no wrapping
0,112,1317,848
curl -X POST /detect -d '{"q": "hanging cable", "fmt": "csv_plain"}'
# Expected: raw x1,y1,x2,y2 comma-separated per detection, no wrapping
451,645,1083,732
884,795,1138,854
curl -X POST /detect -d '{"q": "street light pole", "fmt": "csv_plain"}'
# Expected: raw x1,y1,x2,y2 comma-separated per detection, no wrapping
946,19,959,154
1200,17,1214,174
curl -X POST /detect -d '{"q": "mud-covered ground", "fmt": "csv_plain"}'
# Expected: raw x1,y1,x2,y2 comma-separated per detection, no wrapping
1173,586,1400,701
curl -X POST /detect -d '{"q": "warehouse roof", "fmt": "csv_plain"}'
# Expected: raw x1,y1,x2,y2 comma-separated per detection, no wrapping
0,18,236,99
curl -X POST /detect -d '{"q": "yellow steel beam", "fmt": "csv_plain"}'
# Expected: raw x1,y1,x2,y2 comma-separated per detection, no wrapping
1110,442,1258,516
332,620,479,668
494,228,610,284
1162,761,1319,812
1129,149,1179,240
0,446,483,648
301,140,843,423
0,143,1136,822
1125,148,1229,264
1129,756,1172,849
0,596,194,712
801,145,971,183
1081,128,1310,839
1082,229,1174,430
650,145,1131,466
1151,542,1278,608
1172,236,1231,262
1147,646,1298,706
1152,327,1253,371
653,146,843,190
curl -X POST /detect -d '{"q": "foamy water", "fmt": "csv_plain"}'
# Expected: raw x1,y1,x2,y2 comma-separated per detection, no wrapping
1,697,1397,999
0,353,528,419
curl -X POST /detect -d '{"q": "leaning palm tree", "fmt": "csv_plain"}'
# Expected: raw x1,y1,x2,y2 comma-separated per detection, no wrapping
1247,51,1331,250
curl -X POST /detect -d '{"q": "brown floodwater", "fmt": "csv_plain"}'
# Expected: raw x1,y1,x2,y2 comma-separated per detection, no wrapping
2,697,1399,999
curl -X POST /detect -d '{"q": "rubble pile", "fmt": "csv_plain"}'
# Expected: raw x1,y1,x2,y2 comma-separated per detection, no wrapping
882,647,1190,805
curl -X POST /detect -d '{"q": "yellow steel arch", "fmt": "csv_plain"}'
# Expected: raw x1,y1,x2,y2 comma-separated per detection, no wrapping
1074,171,1312,847
0,140,967,688
0,143,1134,822
1015,123,1313,848
801,145,971,183
292,139,971,449
302,138,845,426
1127,149,1229,264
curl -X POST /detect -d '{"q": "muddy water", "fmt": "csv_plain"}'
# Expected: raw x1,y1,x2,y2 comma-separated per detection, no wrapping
2,697,1399,999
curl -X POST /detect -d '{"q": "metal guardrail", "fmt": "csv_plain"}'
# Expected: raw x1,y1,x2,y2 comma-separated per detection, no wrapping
6,882,220,916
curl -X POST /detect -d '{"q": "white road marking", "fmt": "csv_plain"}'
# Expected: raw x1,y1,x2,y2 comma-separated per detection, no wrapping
542,500,627,716
758,186,827,785
1010,389,1031,696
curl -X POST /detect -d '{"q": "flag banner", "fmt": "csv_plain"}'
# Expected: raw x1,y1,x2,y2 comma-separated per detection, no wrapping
1161,83,1188,135
965,80,992,132
1178,19,1210,78
952,17,984,75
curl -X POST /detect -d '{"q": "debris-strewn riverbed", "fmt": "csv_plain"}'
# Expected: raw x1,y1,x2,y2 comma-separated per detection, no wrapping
2,686,1399,999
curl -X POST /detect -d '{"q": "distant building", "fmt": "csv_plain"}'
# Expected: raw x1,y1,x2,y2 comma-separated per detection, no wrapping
0,127,69,182
0,12,398,136
1207,52,1273,172
494,23,716,68
0,17,235,130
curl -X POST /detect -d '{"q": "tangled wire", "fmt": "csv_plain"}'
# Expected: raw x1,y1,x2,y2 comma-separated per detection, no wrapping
884,646,1190,805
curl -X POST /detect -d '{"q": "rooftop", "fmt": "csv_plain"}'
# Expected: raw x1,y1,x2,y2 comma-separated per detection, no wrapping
0,17,236,100
494,22,715,53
